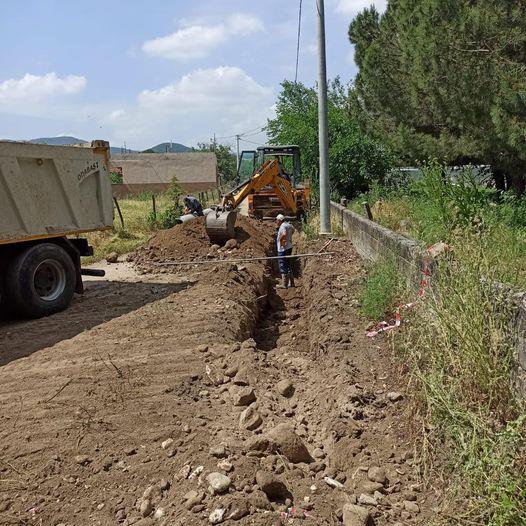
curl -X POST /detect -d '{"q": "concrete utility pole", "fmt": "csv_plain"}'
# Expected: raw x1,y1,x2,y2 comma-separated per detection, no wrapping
235,134,241,170
317,0,331,234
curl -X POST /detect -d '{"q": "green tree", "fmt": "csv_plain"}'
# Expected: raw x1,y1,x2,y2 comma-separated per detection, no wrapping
267,79,392,198
348,0,526,191
197,140,237,188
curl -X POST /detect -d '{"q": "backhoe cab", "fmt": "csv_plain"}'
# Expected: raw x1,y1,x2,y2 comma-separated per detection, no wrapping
237,145,310,220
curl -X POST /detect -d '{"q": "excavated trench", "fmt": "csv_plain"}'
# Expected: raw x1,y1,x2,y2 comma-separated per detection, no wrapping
0,217,437,525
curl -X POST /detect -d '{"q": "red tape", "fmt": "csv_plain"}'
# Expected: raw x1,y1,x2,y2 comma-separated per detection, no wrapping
366,243,448,338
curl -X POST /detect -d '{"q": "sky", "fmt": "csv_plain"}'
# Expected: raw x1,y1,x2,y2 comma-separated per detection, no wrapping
0,0,387,151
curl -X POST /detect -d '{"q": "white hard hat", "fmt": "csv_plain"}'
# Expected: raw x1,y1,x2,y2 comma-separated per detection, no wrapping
276,214,285,221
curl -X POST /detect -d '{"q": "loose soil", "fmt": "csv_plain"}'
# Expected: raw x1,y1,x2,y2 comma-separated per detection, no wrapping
131,216,275,271
0,218,438,526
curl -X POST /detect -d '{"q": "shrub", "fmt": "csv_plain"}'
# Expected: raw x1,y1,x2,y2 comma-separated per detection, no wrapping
158,205,183,230
167,176,184,204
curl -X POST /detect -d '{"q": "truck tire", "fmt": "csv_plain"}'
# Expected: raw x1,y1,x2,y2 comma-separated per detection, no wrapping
6,243,76,318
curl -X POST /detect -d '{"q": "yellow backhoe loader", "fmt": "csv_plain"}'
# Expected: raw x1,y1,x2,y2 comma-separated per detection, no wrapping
205,145,310,244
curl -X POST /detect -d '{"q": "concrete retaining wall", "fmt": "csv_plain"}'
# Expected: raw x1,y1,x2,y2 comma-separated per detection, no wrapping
330,202,427,286
330,201,526,401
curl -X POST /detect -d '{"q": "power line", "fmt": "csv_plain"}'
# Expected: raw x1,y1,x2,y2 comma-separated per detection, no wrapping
239,137,261,146
215,124,267,142
295,0,303,83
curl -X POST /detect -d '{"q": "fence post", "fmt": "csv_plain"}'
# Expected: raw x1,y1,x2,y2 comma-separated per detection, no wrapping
113,196,125,229
152,194,157,221
362,201,373,221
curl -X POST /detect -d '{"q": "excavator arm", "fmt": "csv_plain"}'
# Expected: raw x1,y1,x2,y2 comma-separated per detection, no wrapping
221,159,298,214
206,158,299,244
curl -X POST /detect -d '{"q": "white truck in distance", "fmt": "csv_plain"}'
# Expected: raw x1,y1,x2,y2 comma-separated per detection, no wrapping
0,140,114,318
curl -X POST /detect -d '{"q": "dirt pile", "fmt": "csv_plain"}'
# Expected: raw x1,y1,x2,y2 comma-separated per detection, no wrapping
132,215,275,270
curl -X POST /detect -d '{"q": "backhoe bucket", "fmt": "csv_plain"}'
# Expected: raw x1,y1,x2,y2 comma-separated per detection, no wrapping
205,210,237,245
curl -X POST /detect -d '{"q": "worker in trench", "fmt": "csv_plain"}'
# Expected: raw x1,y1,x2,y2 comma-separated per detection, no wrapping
183,195,204,217
276,214,295,289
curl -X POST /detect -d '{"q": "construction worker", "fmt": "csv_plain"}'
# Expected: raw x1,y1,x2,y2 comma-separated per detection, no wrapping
184,195,204,216
276,214,295,289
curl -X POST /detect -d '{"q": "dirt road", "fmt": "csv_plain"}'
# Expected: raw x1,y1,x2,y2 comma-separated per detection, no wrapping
0,221,436,526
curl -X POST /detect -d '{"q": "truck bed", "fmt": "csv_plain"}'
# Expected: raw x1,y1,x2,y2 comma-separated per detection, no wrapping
0,140,114,245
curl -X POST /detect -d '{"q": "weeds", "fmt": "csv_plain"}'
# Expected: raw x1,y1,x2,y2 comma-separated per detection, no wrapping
360,257,401,320
302,211,345,241
84,193,173,263
353,163,526,523
394,224,526,524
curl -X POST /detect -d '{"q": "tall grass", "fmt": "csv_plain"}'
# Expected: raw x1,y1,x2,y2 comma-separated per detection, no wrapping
355,163,526,286
355,164,526,524
84,194,173,264
360,257,402,321
302,211,344,241
397,234,526,524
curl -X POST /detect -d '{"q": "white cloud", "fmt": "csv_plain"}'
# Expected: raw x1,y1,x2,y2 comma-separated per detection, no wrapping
103,66,274,149
335,0,388,15
0,73,86,102
139,66,272,111
142,14,263,61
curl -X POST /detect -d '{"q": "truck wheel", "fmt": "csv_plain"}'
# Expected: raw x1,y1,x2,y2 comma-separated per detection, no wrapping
6,243,76,318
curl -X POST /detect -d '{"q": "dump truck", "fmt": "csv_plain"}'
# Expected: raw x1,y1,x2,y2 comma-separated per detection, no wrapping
0,140,114,318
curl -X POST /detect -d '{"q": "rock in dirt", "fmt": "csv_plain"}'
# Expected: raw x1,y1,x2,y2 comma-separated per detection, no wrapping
255,470,292,502
324,476,344,489
161,438,174,450
248,490,273,511
239,405,263,431
217,460,233,472
245,436,277,454
230,385,256,406
106,252,119,263
209,508,226,524
225,365,239,378
313,447,326,459
225,498,250,520
361,481,385,495
233,367,251,386
139,498,153,517
240,339,257,352
387,392,404,402
224,239,238,250
342,504,373,526
210,444,228,458
207,472,231,494
143,484,162,502
367,466,387,486
74,454,92,465
265,423,313,463
183,490,205,510
358,494,378,506
403,500,420,513
275,379,294,398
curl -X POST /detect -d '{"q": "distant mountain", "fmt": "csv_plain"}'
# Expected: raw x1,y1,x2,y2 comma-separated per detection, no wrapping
28,137,193,155
29,136,137,155
143,142,193,153
110,146,138,155
30,136,87,146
